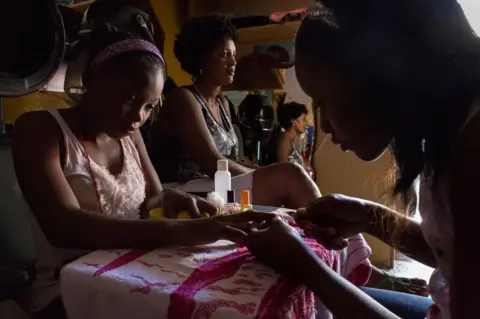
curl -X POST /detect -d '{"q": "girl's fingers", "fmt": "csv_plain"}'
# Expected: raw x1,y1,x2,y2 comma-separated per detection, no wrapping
219,225,248,245
276,212,295,224
294,207,308,218
303,230,347,250
410,278,428,286
296,220,347,249
316,226,337,236
298,220,337,236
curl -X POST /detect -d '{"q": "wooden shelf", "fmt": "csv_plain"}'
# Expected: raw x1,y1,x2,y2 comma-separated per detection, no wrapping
187,0,311,19
223,62,286,91
235,21,301,44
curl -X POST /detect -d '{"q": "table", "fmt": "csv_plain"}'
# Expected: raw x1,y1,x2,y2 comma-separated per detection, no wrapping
60,208,372,319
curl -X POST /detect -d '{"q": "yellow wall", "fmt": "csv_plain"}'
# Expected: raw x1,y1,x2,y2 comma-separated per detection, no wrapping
150,0,191,86
2,0,190,123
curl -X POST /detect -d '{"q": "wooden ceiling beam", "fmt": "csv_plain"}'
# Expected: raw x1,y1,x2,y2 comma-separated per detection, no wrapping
187,0,312,18
236,21,300,45
68,0,95,13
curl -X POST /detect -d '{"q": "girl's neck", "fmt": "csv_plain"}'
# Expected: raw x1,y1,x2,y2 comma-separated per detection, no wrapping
284,129,297,141
194,78,221,105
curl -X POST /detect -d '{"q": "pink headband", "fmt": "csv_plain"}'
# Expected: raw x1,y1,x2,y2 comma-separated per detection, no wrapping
90,39,164,68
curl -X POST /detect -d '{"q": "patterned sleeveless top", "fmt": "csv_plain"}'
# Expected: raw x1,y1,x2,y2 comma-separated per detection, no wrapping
288,142,304,166
177,88,239,182
278,129,304,166
29,109,146,312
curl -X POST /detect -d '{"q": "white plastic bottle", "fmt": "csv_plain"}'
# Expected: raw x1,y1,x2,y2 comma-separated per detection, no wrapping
214,159,231,203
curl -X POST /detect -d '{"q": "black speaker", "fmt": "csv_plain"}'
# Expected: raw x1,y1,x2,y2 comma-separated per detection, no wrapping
0,0,65,97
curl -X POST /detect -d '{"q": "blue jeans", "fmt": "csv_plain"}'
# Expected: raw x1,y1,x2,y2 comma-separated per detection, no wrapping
361,287,432,319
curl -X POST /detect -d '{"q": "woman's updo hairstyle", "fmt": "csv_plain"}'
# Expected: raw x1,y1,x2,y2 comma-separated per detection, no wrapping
174,15,236,77
277,102,308,130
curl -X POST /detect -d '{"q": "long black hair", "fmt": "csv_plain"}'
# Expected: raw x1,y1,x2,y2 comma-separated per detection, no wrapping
296,0,480,207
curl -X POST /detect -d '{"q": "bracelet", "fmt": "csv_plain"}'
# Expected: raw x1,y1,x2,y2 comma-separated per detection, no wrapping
376,271,414,291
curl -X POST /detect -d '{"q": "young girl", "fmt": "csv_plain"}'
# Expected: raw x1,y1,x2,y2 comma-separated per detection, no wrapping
13,27,274,318
247,1,480,318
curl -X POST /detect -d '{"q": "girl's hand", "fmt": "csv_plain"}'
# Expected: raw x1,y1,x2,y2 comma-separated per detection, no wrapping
294,194,374,250
391,277,429,297
161,188,219,218
379,276,428,297
247,217,315,274
178,211,277,246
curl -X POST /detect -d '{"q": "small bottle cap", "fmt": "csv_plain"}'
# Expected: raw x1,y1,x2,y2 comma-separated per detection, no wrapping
149,207,165,219
240,190,250,206
217,159,228,171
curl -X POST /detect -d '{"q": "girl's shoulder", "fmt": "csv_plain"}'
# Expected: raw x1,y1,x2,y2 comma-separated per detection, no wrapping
276,133,294,151
14,109,64,142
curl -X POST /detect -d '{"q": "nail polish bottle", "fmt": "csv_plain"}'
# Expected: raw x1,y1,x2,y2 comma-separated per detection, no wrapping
240,190,253,212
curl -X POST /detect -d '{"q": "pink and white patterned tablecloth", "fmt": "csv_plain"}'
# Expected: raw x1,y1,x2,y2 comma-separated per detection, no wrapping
60,230,372,319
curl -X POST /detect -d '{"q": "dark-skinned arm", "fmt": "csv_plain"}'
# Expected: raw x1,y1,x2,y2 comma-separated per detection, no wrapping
365,203,436,268
295,242,399,319
12,111,188,250
276,134,293,163
166,88,252,177
449,114,480,319
130,130,164,215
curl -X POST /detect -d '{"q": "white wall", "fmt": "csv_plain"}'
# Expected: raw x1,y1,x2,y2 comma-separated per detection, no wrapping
458,0,480,34
283,68,311,105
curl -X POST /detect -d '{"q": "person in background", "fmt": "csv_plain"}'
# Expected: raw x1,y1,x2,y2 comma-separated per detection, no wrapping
247,0,480,318
12,28,274,319
154,15,321,208
276,102,309,168
154,14,423,300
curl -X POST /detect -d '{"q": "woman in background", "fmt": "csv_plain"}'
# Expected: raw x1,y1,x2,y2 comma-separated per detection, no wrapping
13,27,273,318
154,15,321,208
155,15,422,301
248,0,480,318
276,102,309,167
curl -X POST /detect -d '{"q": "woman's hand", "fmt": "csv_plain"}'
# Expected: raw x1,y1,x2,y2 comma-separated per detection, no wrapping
295,194,374,250
237,159,260,169
247,217,316,275
161,188,219,218
368,266,429,296
177,211,277,246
